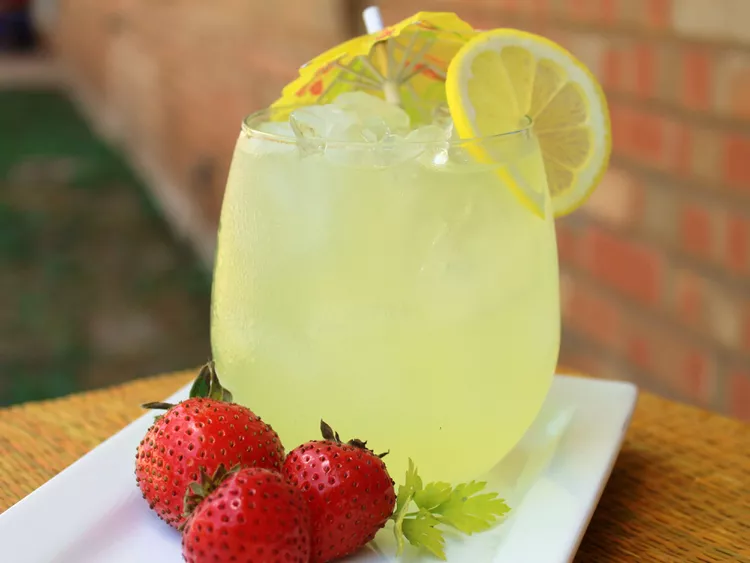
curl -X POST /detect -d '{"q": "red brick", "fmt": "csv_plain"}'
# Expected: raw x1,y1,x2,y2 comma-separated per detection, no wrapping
565,0,593,22
726,215,750,273
556,222,581,266
624,320,674,385
602,47,622,90
544,28,570,48
609,101,631,153
378,4,411,23
674,269,704,326
626,334,652,371
617,41,637,94
680,350,715,405
458,8,499,32
631,110,666,166
722,134,750,191
725,58,750,120
558,345,625,381
675,124,693,177
515,0,534,15
559,270,575,315
655,44,681,103
499,0,520,12
680,204,714,258
611,102,634,156
600,0,617,24
681,47,713,111
585,229,664,305
644,0,671,29
637,320,716,406
663,118,692,177
633,42,656,98
564,286,623,348
556,350,606,379
728,370,750,422
591,0,617,23
539,0,556,15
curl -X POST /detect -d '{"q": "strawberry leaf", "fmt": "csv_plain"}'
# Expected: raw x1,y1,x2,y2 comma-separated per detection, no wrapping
402,510,446,560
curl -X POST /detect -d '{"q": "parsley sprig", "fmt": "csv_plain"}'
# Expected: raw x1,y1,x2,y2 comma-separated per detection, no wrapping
391,459,511,559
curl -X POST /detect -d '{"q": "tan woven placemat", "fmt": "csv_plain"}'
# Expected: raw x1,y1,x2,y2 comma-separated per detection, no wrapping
1,369,748,562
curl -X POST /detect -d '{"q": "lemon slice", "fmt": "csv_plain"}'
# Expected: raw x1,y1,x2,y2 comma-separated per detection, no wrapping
445,29,611,217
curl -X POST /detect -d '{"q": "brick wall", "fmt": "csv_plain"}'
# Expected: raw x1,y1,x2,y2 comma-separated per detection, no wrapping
42,0,750,419
380,0,750,418
42,0,354,256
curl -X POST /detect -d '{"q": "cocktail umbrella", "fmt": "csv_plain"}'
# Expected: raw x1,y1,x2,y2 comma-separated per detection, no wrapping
271,11,477,123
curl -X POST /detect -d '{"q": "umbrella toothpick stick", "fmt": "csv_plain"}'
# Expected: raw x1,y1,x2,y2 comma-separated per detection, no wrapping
363,6,401,105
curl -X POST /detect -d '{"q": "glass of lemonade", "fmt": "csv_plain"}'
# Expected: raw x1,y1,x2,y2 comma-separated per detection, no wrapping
210,93,560,484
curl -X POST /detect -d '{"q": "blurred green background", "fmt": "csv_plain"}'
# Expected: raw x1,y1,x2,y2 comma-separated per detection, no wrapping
0,88,212,406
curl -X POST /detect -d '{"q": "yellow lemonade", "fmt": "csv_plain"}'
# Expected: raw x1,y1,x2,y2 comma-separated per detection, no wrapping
211,99,560,484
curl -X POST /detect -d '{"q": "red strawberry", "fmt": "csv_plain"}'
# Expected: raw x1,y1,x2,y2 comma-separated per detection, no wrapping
135,363,284,529
182,467,311,563
282,421,396,563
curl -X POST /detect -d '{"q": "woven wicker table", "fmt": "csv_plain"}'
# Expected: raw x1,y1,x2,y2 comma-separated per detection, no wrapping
1,369,748,562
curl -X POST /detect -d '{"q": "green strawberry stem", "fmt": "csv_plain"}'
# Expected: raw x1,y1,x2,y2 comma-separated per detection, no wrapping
320,419,389,458
188,360,234,402
141,361,233,411
390,459,511,561
140,401,175,410
179,463,241,530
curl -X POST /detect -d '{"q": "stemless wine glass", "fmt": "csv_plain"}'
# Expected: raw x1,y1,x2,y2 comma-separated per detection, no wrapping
210,106,560,484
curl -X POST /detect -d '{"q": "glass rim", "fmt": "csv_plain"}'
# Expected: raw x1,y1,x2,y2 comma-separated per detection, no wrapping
240,105,533,148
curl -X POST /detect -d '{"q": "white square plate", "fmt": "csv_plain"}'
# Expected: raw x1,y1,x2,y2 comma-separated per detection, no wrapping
0,375,637,563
